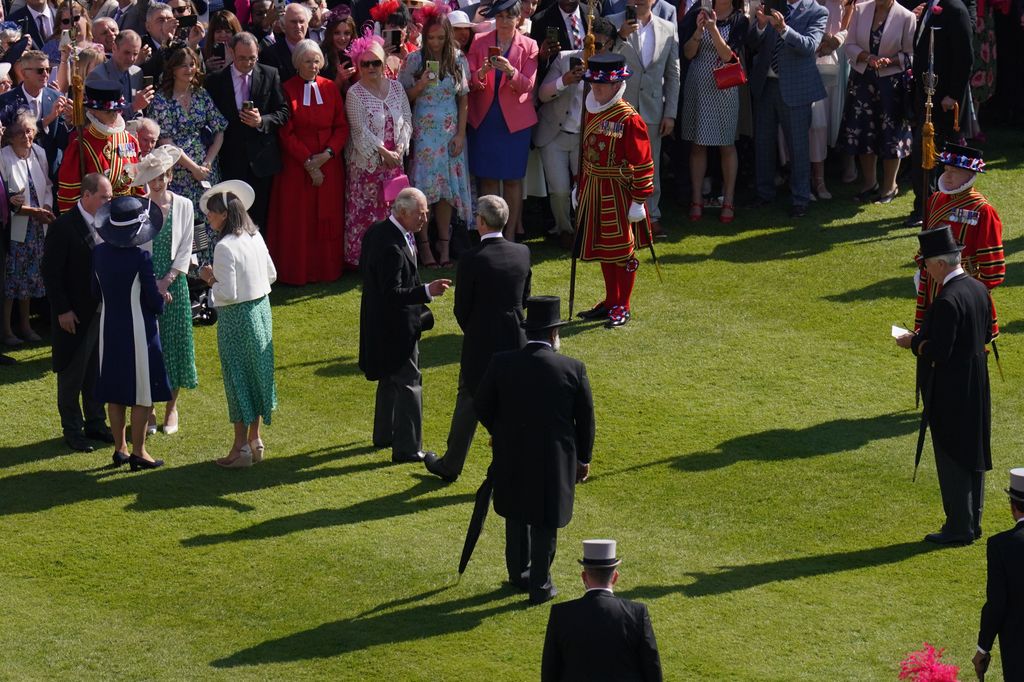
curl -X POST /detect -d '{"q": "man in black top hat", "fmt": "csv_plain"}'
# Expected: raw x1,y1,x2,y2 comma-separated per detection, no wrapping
896,225,993,545
974,468,1024,680
542,539,662,681
475,296,595,604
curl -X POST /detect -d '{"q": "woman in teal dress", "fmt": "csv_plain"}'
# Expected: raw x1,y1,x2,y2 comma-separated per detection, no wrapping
399,6,472,267
198,180,277,469
150,46,228,263
132,145,197,435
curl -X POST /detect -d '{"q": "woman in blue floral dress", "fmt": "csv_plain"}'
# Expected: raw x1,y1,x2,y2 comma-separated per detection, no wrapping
399,5,472,268
150,47,228,262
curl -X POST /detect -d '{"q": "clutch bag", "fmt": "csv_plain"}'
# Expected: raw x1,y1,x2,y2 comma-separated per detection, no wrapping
713,52,747,90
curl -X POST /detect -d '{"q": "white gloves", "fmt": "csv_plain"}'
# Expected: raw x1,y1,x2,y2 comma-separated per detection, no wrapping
571,186,578,210
913,270,921,292
628,201,646,223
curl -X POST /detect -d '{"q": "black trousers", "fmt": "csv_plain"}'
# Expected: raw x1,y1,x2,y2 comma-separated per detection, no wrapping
933,441,985,539
505,519,557,602
222,162,273,232
372,344,423,458
437,370,477,479
56,315,106,436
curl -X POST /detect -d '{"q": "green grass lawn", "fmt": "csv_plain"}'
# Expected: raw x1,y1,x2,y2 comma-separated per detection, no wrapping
3,131,1023,680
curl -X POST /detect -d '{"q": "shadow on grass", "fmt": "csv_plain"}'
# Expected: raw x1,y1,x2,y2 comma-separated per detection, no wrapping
209,586,520,667
275,333,462,377
181,475,473,546
618,541,941,600
0,352,51,384
0,442,384,515
998,320,1024,336
597,412,917,478
268,278,361,307
823,276,910,303
0,437,71,470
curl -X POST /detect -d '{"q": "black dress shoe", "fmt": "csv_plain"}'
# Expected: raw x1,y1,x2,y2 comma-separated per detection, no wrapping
789,204,808,218
0,353,15,365
112,451,131,466
372,440,392,449
577,304,609,320
85,427,115,443
924,531,973,546
128,454,164,471
974,527,983,540
904,213,923,228
528,586,558,605
392,450,430,464
65,433,95,452
506,577,529,592
854,184,880,202
423,452,456,483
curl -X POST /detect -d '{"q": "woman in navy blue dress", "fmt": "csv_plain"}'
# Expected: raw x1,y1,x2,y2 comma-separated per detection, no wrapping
93,197,172,471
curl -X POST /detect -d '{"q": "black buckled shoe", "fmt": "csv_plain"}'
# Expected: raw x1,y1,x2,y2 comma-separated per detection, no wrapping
576,303,609,320
604,306,630,329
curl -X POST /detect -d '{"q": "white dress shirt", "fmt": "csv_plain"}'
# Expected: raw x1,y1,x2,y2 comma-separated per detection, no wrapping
637,16,656,68
21,85,43,121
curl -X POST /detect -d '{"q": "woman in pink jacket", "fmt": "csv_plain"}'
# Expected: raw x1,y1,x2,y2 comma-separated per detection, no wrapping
466,0,538,241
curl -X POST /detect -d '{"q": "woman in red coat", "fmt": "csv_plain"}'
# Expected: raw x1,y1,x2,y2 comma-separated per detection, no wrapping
266,39,350,285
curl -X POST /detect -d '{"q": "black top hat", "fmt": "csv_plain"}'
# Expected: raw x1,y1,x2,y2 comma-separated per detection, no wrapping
481,0,519,18
939,143,985,173
95,196,164,248
84,81,127,111
917,225,963,260
0,36,31,67
583,53,632,83
522,295,568,331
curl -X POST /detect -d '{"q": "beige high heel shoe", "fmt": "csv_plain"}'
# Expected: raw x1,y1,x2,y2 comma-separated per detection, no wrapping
249,439,265,464
216,444,252,468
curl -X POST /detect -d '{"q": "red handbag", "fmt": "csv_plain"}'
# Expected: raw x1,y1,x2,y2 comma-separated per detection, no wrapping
713,52,747,90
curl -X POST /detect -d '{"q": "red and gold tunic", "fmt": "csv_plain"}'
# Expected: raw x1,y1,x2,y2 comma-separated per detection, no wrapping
575,98,654,263
57,126,143,213
914,188,1005,337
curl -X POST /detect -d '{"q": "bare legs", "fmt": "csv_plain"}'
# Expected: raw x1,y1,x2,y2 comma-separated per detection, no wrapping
217,418,263,467
689,144,737,220
857,153,879,193
880,158,901,197
3,298,36,342
856,154,901,198
720,144,738,218
108,403,157,462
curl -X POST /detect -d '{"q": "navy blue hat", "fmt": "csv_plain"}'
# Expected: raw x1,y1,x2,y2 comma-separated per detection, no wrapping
84,80,127,111
481,0,519,18
95,196,164,248
583,53,631,83
939,143,985,173
0,35,31,67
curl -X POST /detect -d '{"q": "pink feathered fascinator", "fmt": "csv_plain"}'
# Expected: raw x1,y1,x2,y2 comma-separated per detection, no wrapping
898,644,960,682
345,27,386,60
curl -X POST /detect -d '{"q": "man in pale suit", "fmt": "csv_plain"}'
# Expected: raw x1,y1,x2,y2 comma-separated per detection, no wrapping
534,17,617,248
609,0,680,235
747,0,828,218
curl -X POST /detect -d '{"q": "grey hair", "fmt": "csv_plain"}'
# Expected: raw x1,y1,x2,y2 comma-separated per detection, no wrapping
0,27,22,44
291,38,324,68
1,110,38,146
392,187,427,216
147,2,172,21
230,31,259,49
286,2,313,21
929,252,962,267
477,195,509,231
93,16,117,31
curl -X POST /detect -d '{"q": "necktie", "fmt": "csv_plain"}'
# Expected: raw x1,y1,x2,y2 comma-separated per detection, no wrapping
113,7,125,25
37,14,48,39
29,99,38,119
239,72,250,110
405,231,416,258
570,14,582,50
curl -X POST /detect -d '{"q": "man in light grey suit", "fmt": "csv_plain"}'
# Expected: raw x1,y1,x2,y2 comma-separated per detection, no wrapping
747,0,827,218
535,17,617,249
609,0,679,235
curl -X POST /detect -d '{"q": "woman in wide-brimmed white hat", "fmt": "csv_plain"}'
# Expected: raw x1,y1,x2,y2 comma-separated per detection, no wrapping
131,144,196,437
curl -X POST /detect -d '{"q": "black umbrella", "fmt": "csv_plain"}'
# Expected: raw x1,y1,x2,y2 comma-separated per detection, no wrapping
458,474,494,575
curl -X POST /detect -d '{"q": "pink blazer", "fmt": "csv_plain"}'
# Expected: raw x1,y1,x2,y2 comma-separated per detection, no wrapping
467,30,539,133
845,0,916,78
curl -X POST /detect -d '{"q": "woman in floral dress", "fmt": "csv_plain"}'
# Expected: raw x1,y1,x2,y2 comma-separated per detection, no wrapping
344,32,412,269
399,3,471,267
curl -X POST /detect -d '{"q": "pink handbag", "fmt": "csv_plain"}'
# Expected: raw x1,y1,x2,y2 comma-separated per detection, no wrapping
384,173,410,202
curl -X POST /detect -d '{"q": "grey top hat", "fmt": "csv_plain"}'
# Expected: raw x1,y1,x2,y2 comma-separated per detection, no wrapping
1007,468,1024,504
578,539,622,567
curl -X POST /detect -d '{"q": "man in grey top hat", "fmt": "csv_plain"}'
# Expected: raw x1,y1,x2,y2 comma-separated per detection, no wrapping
973,468,1024,681
896,225,994,545
542,539,662,681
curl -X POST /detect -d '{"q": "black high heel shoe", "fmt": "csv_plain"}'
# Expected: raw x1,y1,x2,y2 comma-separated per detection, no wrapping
112,451,130,467
129,454,164,471
854,184,880,203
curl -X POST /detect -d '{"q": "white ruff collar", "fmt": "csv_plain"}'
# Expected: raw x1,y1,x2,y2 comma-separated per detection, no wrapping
86,112,126,136
585,82,626,114
938,172,977,195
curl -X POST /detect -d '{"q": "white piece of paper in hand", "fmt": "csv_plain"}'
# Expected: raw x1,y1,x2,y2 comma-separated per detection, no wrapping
891,325,910,338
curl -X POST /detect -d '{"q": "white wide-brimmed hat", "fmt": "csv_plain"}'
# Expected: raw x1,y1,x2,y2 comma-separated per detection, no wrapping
199,179,255,215
130,145,182,187
447,10,475,27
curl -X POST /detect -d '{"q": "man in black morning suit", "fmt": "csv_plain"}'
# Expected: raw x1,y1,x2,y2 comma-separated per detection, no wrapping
974,468,1024,681
205,32,290,230
423,195,532,483
359,188,451,464
475,296,595,605
896,226,993,545
542,540,662,682
40,174,115,453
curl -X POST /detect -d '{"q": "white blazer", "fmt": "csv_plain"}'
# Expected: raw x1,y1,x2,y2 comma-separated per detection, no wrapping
212,231,277,307
138,193,195,275
845,0,916,78
1,144,53,243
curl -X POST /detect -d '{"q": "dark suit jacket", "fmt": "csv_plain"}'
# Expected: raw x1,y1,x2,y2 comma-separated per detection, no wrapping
911,0,972,126
0,86,69,174
911,273,992,472
41,207,100,373
542,590,662,682
358,218,430,381
978,518,1024,680
259,38,298,85
205,63,290,179
529,4,577,83
476,343,595,529
9,7,49,49
454,236,531,394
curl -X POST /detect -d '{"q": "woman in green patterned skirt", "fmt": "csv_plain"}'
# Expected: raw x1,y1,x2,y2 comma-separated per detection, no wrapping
198,180,277,468
132,145,197,436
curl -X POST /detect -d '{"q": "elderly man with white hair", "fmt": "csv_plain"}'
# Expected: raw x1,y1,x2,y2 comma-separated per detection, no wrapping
259,2,310,82
359,188,451,465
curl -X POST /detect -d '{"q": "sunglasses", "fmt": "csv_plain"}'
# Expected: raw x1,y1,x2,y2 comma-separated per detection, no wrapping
360,59,382,68
24,67,48,75
60,15,83,25
171,5,190,13
593,41,605,50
